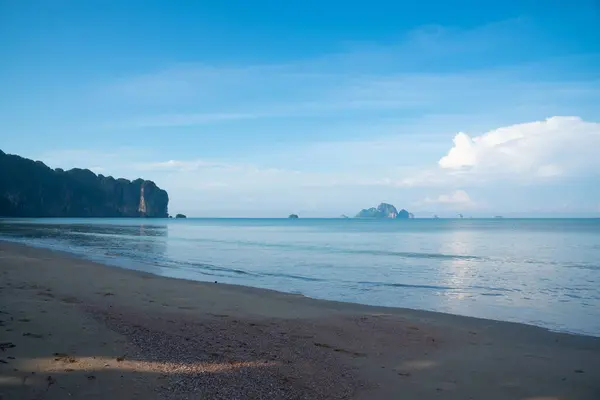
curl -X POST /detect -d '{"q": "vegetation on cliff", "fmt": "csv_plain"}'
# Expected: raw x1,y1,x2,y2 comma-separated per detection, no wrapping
0,150,169,217
355,203,411,219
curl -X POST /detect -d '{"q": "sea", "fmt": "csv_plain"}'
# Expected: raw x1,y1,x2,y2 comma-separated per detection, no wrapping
1,218,599,336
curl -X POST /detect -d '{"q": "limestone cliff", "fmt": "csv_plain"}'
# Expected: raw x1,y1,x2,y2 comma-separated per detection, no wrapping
355,203,411,219
0,150,169,217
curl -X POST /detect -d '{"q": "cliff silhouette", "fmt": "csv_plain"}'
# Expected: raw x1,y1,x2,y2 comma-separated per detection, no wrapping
0,150,168,217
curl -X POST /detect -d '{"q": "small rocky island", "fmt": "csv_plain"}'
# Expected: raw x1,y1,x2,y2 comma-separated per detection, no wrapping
355,203,412,219
288,214,299,219
175,214,187,219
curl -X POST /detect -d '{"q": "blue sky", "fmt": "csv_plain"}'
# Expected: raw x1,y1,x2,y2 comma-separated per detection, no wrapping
1,1,599,217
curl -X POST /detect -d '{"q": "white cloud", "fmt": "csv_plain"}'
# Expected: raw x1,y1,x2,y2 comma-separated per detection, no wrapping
438,116,600,179
424,190,476,209
133,159,229,172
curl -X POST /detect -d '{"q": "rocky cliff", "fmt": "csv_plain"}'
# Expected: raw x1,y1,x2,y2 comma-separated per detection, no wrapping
0,150,169,217
355,203,411,219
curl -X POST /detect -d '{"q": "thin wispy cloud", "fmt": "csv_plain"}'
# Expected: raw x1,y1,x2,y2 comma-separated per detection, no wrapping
423,190,477,210
103,70,600,129
95,19,599,130
119,112,270,129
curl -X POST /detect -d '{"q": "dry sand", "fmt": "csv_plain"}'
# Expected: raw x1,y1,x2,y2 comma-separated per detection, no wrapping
0,241,599,399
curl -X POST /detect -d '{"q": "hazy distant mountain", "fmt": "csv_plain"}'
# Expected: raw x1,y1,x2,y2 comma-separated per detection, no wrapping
0,149,169,218
355,203,410,219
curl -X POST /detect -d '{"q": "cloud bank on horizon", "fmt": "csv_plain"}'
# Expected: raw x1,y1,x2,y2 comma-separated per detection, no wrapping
33,116,600,217
1,2,599,217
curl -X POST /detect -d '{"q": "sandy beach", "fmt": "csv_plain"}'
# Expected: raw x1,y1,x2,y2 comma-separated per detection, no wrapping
0,241,599,399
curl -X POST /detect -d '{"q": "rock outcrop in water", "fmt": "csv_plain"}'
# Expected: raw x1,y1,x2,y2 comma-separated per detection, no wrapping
0,149,169,217
175,214,187,219
355,203,411,219
288,214,299,219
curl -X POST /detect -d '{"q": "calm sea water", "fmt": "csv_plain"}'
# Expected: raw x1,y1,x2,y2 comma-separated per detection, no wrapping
1,218,599,336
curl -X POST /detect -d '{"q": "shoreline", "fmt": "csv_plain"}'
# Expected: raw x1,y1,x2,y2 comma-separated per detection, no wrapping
1,241,599,399
1,237,596,338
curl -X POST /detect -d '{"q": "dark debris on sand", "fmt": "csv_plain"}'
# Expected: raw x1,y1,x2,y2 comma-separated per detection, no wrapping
87,306,364,400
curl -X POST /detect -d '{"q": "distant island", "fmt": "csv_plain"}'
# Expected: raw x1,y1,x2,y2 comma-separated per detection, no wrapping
288,214,299,219
0,149,169,218
175,214,187,219
355,203,412,219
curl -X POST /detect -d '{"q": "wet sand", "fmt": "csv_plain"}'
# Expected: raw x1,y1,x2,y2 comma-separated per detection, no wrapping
1,241,599,399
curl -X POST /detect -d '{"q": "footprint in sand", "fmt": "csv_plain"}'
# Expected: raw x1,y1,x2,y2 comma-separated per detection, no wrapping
61,296,80,304
0,342,16,351
23,332,45,339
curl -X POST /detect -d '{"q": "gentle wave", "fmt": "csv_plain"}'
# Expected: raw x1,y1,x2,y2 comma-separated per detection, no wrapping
172,236,484,261
356,280,516,293
357,281,456,290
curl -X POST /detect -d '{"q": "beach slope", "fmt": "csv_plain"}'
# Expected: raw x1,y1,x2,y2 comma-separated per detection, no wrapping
1,242,598,399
